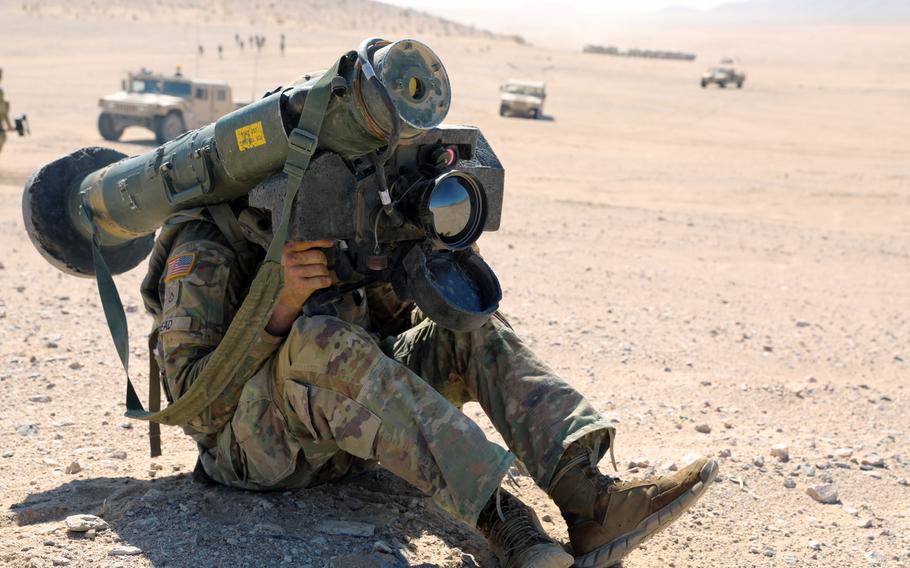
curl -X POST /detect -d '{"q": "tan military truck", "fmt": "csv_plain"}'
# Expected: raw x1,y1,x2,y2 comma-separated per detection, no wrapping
98,69,241,143
700,67,746,89
499,80,546,119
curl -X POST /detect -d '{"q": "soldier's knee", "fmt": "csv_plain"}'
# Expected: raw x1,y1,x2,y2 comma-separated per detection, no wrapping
285,315,386,383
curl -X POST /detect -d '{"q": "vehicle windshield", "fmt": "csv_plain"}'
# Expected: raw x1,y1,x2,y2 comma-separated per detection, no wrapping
131,79,161,93
503,84,544,97
129,78,192,97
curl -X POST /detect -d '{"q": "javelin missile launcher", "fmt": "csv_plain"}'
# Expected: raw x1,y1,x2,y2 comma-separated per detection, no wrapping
23,38,504,331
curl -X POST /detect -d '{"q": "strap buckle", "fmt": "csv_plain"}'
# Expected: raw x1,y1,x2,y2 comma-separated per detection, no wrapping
284,128,319,179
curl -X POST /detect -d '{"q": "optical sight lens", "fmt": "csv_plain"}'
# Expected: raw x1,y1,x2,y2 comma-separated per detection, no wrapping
421,172,487,250
429,177,472,237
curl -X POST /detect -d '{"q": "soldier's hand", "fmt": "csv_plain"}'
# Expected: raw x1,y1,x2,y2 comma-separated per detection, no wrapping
266,240,334,336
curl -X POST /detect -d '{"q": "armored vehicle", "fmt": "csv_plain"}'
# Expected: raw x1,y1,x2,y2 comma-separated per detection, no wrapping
98,69,243,143
701,67,746,89
499,80,546,119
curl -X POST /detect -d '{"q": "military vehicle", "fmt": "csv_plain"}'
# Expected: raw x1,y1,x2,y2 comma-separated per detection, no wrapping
701,67,746,89
98,69,243,143
499,80,546,119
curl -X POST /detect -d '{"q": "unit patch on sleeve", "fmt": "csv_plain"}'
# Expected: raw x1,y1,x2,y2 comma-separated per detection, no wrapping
164,253,197,282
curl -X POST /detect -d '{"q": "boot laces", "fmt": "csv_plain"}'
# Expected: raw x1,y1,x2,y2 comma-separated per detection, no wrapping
488,490,552,557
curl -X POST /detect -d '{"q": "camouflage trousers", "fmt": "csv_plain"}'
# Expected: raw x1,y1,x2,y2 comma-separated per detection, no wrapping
200,314,614,526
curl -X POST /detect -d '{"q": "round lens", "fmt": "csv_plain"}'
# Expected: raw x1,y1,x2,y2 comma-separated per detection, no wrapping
429,177,473,238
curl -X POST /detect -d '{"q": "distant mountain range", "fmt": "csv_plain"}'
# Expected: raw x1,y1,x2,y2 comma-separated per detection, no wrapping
662,0,910,24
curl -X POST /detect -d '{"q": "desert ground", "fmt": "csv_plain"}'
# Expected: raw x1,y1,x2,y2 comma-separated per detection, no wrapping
1,1,908,567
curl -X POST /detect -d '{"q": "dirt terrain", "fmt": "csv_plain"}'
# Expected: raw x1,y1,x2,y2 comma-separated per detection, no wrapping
1,2,908,567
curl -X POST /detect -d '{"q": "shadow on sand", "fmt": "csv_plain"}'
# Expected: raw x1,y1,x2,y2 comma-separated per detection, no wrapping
9,468,496,567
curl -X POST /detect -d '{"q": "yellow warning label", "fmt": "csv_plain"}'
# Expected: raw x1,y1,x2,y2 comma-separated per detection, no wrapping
235,121,267,151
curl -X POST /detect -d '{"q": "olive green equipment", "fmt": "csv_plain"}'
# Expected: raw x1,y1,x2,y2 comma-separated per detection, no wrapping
22,38,505,456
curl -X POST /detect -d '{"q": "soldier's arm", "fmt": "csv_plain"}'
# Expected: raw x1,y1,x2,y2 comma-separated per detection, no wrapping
0,90,12,130
365,283,416,337
157,222,281,404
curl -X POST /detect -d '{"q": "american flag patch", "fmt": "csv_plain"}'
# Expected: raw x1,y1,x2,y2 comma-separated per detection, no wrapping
164,253,197,282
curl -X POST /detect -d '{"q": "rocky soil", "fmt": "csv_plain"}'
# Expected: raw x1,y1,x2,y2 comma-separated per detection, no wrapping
1,3,909,567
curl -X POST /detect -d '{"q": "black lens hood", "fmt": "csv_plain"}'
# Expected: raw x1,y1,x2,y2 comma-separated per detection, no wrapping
401,245,501,332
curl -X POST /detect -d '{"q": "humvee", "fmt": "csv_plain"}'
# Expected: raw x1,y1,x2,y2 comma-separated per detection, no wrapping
499,80,546,119
701,67,746,89
98,69,242,143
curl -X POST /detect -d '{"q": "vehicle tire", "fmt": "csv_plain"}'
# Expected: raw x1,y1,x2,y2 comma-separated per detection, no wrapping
529,108,539,120
718,82,727,89
499,104,507,117
737,81,744,89
97,113,124,141
700,80,707,88
155,111,186,144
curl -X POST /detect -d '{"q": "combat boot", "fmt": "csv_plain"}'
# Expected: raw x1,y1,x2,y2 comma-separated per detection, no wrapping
548,443,718,568
477,488,574,568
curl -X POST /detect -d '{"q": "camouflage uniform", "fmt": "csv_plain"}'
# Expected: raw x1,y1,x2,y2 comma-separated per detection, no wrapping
141,206,614,526
0,85,9,156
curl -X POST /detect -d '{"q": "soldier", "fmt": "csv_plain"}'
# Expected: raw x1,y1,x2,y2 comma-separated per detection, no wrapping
0,69,14,158
141,207,718,568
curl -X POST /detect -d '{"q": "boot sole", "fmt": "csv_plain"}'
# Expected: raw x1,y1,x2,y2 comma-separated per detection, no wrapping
520,544,576,568
572,459,719,568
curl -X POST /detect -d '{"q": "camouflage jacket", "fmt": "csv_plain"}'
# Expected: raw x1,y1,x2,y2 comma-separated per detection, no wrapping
0,87,8,125
140,205,415,447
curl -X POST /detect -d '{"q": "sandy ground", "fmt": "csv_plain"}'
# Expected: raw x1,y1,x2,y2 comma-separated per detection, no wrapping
1,2,909,567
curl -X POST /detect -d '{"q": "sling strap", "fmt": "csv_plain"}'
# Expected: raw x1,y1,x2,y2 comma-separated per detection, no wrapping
84,54,349,456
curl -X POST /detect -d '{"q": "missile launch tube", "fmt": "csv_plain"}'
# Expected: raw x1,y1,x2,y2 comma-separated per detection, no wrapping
23,39,451,277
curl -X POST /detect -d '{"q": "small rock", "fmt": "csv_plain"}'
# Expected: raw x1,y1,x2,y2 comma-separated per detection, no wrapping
861,455,884,468
834,448,853,459
752,456,765,467
806,484,838,504
108,450,127,460
717,449,732,458
807,540,822,551
372,541,394,555
763,546,776,557
857,518,873,528
42,457,61,467
661,461,678,472
65,514,108,533
783,478,796,489
16,422,39,436
541,514,553,523
628,457,650,469
771,443,790,462
316,520,375,537
51,557,70,566
865,551,885,566
897,478,908,486
64,461,81,475
109,545,142,556
29,395,52,403
694,423,711,434
804,465,817,477
68,362,83,370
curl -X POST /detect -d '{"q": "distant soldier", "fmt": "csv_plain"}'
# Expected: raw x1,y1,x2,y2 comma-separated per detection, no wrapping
239,40,245,52
198,44,204,57
280,33,286,56
0,69,14,158
218,44,223,59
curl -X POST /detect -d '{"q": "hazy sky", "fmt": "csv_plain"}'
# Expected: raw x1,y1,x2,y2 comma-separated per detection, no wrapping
377,0,734,43
380,0,730,14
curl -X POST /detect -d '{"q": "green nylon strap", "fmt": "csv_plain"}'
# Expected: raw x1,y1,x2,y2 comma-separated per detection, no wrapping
147,328,162,457
85,56,345,434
